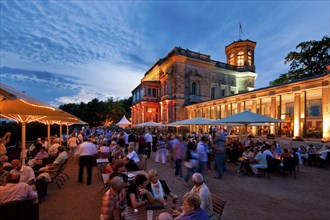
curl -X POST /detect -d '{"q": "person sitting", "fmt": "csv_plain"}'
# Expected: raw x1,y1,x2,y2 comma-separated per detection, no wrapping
157,212,174,220
250,147,267,176
39,146,67,171
0,173,37,204
0,156,13,171
127,174,154,208
279,149,293,168
10,159,35,186
0,162,9,186
237,146,254,173
318,145,330,167
98,142,110,153
146,169,178,204
172,192,208,220
125,146,140,171
109,159,129,185
48,138,60,157
112,145,125,159
189,173,213,219
100,176,126,220
28,146,49,168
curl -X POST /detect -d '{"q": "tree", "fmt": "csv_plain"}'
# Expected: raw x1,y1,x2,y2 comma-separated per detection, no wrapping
270,36,330,86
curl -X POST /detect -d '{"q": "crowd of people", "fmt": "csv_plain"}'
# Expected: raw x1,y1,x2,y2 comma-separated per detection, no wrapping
0,125,329,220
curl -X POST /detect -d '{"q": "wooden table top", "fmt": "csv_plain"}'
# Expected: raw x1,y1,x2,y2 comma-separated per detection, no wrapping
125,199,183,220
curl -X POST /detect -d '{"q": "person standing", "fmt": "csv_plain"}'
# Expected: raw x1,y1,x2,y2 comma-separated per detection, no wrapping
144,130,153,158
173,136,185,178
212,132,227,179
196,136,208,176
0,132,11,157
77,137,97,185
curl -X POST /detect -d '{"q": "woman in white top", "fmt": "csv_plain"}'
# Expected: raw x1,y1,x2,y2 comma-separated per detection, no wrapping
67,134,78,155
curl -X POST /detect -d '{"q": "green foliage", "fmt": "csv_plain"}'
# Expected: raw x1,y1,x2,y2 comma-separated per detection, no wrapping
270,36,330,86
59,96,132,127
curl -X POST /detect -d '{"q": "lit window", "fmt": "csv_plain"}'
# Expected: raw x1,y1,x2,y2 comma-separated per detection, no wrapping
192,83,196,95
229,53,234,65
237,51,244,66
248,51,252,66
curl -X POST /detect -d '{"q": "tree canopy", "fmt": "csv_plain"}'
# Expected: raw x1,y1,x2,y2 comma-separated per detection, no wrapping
270,36,330,86
59,96,132,127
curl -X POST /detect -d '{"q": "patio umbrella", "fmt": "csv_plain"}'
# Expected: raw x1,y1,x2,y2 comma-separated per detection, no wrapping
211,110,283,140
0,82,83,162
136,121,165,127
167,117,216,126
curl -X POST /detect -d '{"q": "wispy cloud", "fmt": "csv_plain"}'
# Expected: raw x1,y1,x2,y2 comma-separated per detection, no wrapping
0,0,329,106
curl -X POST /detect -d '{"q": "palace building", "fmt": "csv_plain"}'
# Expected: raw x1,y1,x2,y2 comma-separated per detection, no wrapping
131,39,330,140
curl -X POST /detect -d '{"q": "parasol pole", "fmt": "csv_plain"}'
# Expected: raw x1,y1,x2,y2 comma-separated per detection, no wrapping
21,122,27,165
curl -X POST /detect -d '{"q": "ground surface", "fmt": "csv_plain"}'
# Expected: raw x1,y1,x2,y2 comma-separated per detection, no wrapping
39,150,330,220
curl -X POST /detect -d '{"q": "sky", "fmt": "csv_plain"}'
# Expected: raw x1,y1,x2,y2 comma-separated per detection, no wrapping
0,0,329,107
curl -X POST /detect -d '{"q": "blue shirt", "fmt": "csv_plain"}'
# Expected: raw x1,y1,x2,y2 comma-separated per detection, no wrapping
178,208,208,220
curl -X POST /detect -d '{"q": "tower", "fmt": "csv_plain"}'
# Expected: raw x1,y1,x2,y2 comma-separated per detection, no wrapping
225,39,256,72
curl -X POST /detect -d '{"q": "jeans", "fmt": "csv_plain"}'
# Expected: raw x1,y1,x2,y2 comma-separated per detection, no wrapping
175,159,183,177
215,153,227,179
198,161,207,176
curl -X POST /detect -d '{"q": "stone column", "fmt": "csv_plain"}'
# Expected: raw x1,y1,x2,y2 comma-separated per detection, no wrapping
270,97,276,135
293,93,301,137
322,81,330,141
251,100,257,135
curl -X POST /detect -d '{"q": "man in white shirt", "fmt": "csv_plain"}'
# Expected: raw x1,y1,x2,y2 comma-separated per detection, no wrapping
196,136,208,176
10,160,35,186
0,173,37,204
144,131,153,158
48,139,60,157
77,137,97,185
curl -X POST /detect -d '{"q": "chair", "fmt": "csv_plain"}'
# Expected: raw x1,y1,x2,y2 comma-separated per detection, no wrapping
283,157,296,179
137,154,147,171
211,193,226,220
0,197,39,220
46,160,67,189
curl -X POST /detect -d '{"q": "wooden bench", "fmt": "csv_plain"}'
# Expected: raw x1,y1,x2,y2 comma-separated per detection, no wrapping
211,193,226,220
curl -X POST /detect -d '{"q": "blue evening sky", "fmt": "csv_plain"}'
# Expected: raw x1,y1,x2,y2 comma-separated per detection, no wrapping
0,0,329,107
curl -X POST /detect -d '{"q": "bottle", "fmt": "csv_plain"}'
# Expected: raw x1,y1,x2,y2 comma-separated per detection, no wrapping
119,201,126,220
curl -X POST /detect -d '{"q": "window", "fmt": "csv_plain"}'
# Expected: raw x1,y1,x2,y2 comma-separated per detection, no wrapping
248,51,252,66
163,82,167,95
192,82,196,95
152,88,157,97
221,89,225,97
211,88,215,99
307,99,322,116
229,53,234,65
147,88,152,97
237,51,244,66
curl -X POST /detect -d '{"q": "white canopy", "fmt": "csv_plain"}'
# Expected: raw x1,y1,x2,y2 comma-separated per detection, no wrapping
0,82,84,162
116,115,131,128
167,117,216,126
136,121,165,127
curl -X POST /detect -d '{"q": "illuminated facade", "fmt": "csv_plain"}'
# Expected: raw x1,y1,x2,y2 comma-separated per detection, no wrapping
131,40,257,124
131,39,330,140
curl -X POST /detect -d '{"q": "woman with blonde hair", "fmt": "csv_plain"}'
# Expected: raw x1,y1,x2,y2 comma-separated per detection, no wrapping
146,169,177,204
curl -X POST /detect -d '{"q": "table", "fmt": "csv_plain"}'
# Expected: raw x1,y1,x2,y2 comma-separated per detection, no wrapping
125,200,183,220
96,158,109,163
102,170,148,184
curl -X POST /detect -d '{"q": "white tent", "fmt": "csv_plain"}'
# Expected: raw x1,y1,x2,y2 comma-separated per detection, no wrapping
116,115,131,128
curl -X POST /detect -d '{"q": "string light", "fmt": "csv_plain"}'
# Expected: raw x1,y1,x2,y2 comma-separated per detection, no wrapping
19,99,56,111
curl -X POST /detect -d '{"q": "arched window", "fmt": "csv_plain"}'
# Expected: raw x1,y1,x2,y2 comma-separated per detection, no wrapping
237,51,244,66
192,82,196,95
